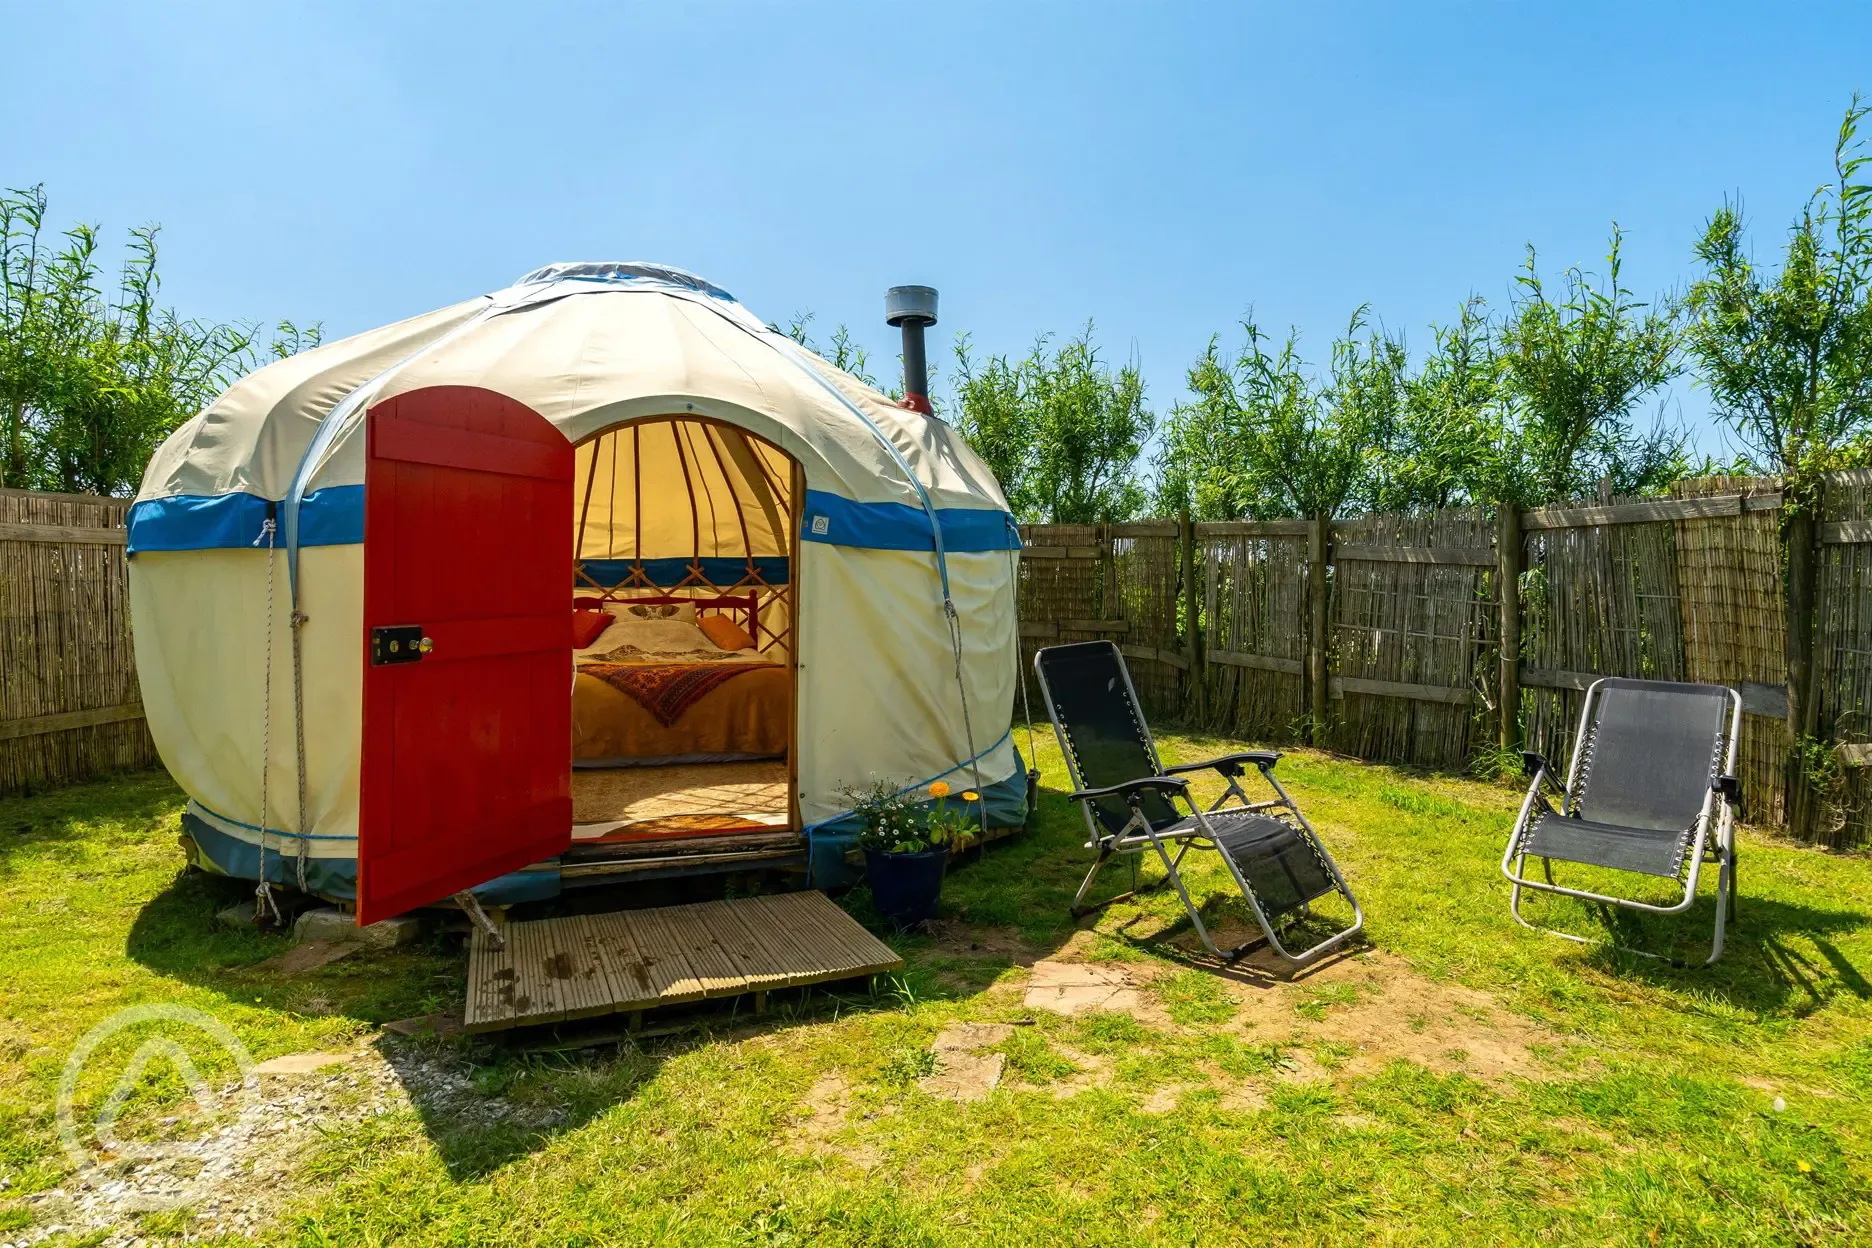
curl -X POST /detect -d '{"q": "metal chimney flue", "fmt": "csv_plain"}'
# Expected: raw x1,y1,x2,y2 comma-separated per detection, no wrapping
885,285,938,415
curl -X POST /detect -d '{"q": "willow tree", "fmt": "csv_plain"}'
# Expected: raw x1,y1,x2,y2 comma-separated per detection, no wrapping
951,325,1153,524
1686,95,1872,755
1496,227,1689,507
1156,315,1379,523
1,184,314,495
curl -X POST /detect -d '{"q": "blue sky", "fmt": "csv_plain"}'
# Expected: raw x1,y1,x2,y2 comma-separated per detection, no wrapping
4,2,1868,460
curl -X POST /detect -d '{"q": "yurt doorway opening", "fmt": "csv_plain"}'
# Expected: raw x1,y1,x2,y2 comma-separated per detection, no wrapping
567,418,799,849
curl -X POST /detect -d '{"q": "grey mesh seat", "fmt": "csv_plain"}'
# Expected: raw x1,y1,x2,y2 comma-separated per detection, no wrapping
1033,641,1362,965
1501,677,1744,965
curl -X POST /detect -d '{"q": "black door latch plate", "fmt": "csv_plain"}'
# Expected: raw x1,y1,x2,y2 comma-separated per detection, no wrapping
371,624,426,666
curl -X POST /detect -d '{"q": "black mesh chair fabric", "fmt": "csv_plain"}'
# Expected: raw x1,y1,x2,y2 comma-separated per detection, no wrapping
1574,680,1728,831
1520,678,1728,879
1035,642,1181,835
1524,812,1690,878
1160,810,1336,918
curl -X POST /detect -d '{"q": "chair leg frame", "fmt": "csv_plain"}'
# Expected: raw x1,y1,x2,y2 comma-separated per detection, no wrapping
1072,768,1364,967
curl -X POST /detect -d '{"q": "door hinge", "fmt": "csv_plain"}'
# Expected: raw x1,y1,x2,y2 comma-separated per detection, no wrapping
371,625,432,666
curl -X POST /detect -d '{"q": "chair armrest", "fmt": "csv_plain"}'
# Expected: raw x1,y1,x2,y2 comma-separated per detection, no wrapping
1068,775,1191,806
1162,750,1281,778
1712,773,1743,819
1522,752,1566,795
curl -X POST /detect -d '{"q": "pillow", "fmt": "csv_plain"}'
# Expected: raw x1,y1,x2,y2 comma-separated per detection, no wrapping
697,614,756,652
607,599,698,624
571,609,613,649
572,595,605,611
595,615,713,655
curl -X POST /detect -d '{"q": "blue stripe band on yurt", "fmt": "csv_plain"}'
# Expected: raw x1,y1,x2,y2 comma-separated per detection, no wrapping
127,486,364,554
577,557,791,588
130,486,1020,556
799,491,1020,553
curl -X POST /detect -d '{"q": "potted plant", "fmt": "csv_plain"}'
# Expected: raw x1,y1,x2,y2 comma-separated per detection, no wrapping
846,778,980,930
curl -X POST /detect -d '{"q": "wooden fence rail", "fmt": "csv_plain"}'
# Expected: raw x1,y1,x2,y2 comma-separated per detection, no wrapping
1015,472,1872,847
3,477,1866,846
0,488,156,794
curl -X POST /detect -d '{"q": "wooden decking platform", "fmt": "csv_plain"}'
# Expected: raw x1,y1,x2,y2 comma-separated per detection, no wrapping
464,891,902,1033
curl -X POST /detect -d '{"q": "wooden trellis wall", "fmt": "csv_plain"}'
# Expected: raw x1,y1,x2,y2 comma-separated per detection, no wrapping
1328,507,1499,768
8,472,1872,846
1014,473,1872,845
1,488,156,794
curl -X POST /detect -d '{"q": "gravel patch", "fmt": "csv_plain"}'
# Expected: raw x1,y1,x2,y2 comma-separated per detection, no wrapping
11,1037,559,1246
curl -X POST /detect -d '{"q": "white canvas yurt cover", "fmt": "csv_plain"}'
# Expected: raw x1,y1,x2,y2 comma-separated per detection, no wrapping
128,263,1026,920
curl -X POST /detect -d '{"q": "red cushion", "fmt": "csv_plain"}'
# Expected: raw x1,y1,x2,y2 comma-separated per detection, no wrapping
573,595,605,611
572,609,613,648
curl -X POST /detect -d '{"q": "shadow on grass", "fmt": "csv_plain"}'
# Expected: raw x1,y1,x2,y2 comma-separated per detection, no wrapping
123,867,472,1023
0,766,178,868
1558,891,1872,1015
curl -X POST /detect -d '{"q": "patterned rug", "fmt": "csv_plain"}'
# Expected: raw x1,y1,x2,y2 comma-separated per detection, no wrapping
582,661,768,726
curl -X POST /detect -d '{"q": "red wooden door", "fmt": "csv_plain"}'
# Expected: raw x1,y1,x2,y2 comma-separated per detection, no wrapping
357,386,573,924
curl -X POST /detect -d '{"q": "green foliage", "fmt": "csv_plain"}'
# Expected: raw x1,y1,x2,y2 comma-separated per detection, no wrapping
1158,229,1693,520
1371,297,1501,511
774,310,882,391
1155,315,1364,521
950,324,1154,523
0,184,318,495
1496,226,1690,505
841,777,981,855
9,734,1872,1243
1686,95,1872,481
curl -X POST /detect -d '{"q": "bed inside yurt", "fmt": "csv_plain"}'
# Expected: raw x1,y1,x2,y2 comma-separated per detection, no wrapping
565,418,800,838
128,263,1029,928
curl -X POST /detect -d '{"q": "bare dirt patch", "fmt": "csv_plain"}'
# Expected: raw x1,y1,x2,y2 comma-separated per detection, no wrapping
921,920,1042,964
789,1074,852,1143
1220,950,1573,1082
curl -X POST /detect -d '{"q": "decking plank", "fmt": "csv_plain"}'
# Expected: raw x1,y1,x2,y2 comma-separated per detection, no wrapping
512,917,567,1025
463,891,904,1033
586,911,671,1009
653,901,751,997
465,922,515,1030
621,905,717,1005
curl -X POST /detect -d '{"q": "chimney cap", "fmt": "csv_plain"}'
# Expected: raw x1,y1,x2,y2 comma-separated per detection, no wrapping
885,285,938,327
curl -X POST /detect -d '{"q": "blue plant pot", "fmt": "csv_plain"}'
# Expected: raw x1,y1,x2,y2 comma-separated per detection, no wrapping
864,846,950,930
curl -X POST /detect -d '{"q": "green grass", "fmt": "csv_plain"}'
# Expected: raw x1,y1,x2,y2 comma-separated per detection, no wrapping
3,726,1872,1245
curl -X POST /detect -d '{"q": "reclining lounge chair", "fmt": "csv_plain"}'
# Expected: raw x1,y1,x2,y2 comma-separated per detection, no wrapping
1033,640,1363,965
1502,676,1743,965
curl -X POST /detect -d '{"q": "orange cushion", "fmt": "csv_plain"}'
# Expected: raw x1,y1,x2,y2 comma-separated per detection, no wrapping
697,614,755,652
572,609,613,648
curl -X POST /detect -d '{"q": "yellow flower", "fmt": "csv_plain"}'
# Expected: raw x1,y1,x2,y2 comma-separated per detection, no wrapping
962,791,980,802
928,780,951,798
1798,1160,1813,1173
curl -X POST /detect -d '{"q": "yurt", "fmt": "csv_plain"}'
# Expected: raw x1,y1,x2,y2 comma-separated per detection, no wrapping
128,263,1026,924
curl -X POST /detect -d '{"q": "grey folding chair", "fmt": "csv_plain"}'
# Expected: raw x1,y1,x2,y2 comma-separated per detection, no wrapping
1033,641,1363,966
1502,676,1744,965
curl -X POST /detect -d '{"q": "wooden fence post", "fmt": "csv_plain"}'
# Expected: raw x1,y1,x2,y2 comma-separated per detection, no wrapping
1497,502,1522,755
1308,512,1330,744
1180,508,1204,723
1785,504,1819,741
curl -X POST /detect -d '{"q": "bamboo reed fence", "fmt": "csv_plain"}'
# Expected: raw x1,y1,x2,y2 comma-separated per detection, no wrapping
1328,507,1498,766
6,475,1869,846
1,488,156,794
1193,519,1310,743
1016,471,1872,846
1814,470,1872,846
